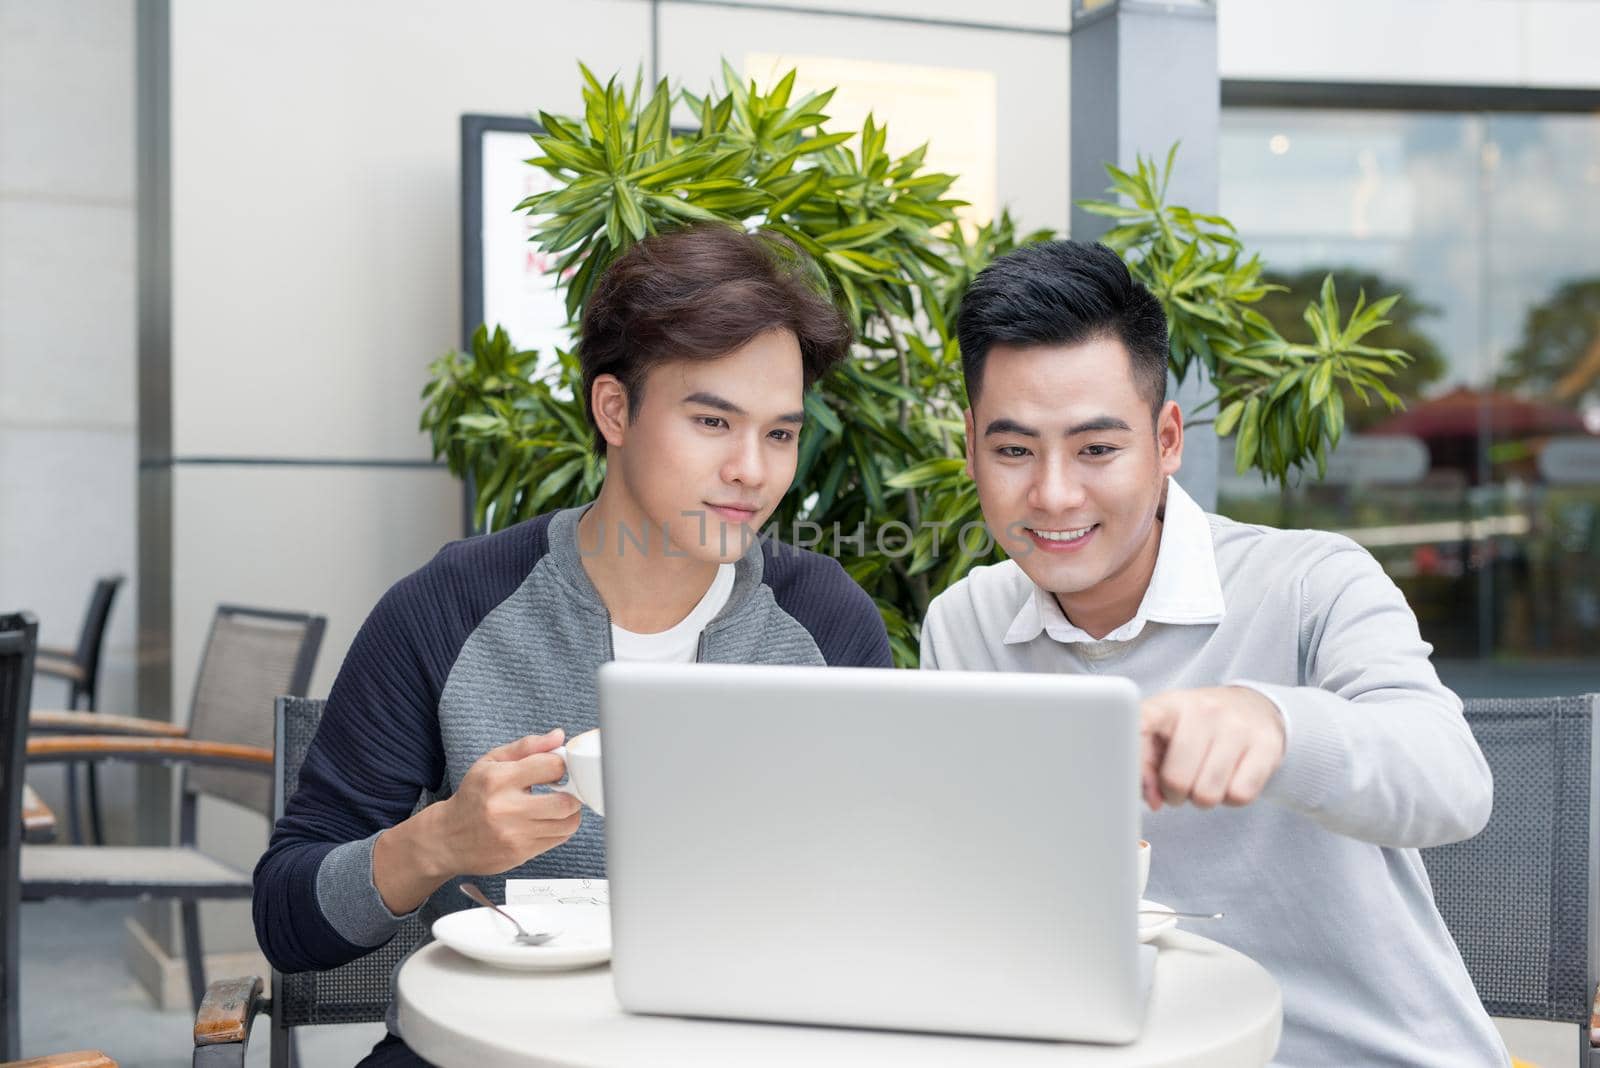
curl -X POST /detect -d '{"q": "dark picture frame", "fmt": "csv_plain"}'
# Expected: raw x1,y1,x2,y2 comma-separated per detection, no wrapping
458,113,560,534
460,113,554,352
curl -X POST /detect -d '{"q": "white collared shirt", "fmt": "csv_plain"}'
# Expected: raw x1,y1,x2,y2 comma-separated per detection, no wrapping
940,477,1281,731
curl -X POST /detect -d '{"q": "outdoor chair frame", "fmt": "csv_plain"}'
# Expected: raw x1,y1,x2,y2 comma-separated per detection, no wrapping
193,696,426,1068
18,605,324,1014
1421,693,1600,1067
1,613,40,1060
30,575,123,844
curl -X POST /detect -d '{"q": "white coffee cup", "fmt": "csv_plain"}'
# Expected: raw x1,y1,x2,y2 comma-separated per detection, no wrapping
1136,839,1151,900
549,729,604,815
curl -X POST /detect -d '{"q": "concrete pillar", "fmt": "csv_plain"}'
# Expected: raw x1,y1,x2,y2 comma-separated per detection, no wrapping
134,0,179,963
1070,0,1221,510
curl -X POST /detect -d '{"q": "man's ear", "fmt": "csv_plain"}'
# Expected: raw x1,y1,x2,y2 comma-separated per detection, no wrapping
1156,399,1184,478
963,407,977,481
591,374,630,452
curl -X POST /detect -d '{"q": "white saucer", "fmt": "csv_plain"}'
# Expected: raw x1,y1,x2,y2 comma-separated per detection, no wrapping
432,898,611,971
1138,899,1178,943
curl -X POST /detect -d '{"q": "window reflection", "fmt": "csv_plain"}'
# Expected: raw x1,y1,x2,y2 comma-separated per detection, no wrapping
1219,107,1600,694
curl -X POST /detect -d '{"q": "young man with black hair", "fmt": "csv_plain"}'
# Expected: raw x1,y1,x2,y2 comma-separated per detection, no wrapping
254,224,890,1066
921,240,1507,1066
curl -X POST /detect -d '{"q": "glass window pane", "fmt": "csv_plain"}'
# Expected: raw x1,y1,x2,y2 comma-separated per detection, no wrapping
1218,105,1600,693
1480,113,1600,670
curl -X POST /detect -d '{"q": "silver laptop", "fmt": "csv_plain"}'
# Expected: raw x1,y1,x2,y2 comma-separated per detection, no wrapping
597,661,1152,1043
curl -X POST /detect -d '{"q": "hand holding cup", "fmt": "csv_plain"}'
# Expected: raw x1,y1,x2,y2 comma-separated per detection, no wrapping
430,729,584,876
548,729,605,816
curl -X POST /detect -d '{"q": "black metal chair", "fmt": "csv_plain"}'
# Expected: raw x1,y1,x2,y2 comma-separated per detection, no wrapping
1421,694,1600,1067
1,613,40,1060
20,606,326,1015
31,576,122,713
192,696,427,1068
30,575,123,844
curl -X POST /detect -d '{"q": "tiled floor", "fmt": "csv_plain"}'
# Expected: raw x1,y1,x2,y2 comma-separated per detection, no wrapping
18,898,384,1067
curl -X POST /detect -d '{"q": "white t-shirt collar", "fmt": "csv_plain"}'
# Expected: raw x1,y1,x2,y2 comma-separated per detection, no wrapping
610,563,737,662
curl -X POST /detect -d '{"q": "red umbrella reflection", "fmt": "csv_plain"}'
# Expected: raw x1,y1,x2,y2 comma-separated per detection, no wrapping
1368,386,1590,482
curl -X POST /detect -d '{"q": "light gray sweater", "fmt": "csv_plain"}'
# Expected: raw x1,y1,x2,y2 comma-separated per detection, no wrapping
920,480,1508,1067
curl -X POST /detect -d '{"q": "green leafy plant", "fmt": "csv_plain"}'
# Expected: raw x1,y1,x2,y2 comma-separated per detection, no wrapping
421,327,605,525
420,66,1411,665
1079,147,1411,480
1256,268,1445,431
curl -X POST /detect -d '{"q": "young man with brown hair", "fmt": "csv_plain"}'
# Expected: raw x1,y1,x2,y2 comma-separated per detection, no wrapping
254,224,889,1066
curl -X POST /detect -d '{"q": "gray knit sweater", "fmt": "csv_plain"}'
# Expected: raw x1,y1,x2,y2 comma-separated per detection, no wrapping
920,479,1508,1067
254,505,891,974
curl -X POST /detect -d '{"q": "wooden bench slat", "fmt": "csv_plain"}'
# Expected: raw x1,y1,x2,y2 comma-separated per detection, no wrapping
26,735,271,767
0,1051,118,1068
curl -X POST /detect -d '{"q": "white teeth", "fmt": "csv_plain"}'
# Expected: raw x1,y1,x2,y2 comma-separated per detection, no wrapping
1030,526,1094,542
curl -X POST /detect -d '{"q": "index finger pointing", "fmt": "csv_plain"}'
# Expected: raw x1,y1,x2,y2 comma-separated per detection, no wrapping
1141,731,1167,811
1139,695,1181,742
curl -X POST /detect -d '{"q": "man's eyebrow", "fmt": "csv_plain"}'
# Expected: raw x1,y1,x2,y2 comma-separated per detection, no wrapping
983,415,1135,437
683,391,743,414
1066,416,1134,436
983,418,1040,438
684,391,804,425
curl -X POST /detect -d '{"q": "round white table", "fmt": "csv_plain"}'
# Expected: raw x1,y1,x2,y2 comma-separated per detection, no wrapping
396,928,1282,1067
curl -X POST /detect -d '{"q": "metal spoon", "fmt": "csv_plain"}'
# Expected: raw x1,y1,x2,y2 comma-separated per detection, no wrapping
1139,909,1224,921
460,882,557,946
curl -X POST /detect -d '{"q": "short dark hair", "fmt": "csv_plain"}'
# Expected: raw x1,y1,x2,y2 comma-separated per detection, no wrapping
577,224,853,456
955,239,1169,416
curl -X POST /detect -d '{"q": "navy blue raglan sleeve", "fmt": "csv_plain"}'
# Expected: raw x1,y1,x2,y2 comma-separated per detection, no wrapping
764,543,893,668
252,519,548,973
251,564,452,972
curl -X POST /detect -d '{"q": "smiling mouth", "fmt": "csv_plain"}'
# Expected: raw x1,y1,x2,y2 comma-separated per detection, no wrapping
1027,524,1096,543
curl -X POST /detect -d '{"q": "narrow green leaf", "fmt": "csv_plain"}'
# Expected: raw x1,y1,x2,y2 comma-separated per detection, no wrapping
534,139,606,172
533,456,585,504
793,131,856,155
1235,397,1262,473
1213,399,1246,438
804,390,843,436
886,457,965,490
1075,200,1149,219
615,183,649,240
1319,275,1340,340
1324,389,1345,442
812,451,849,515
649,194,724,223
851,434,885,512
766,170,823,218
818,219,898,249
1308,360,1334,407
1302,301,1333,349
